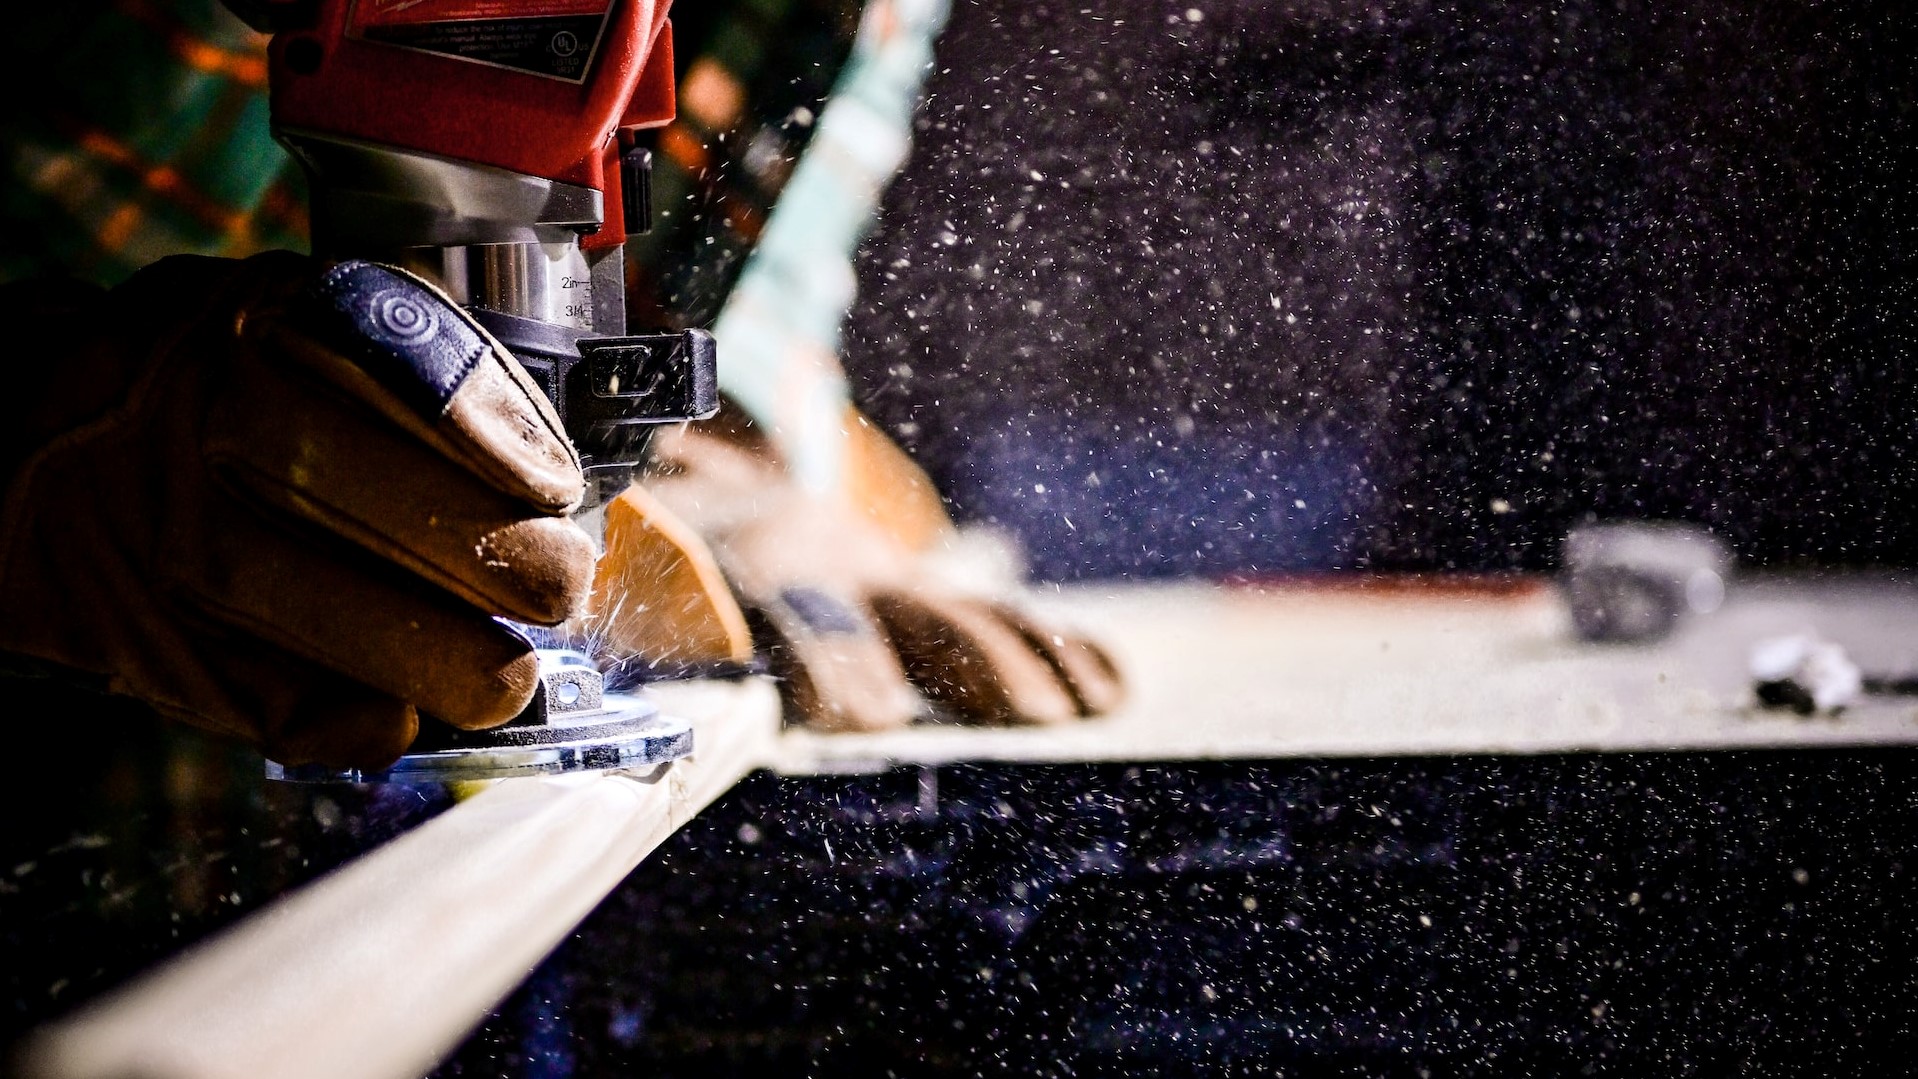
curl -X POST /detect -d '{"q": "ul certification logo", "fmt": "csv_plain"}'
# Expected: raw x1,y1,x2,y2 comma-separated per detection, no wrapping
550,31,581,58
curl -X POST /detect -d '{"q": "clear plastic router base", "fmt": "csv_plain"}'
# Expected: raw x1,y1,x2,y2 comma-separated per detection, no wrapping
265,694,692,784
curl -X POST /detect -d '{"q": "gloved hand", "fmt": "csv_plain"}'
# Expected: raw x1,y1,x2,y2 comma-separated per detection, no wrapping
601,403,1124,732
0,253,595,769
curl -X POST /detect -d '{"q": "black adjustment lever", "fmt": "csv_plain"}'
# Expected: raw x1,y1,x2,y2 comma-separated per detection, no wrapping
619,146,655,236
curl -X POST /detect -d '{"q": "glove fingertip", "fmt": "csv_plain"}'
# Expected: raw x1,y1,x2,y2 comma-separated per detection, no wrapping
443,353,585,513
868,590,1081,727
271,692,419,772
478,516,598,627
1012,619,1128,718
433,646,542,731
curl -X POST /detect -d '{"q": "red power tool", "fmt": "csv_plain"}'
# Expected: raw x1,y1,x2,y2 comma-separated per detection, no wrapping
233,0,714,505
230,0,715,782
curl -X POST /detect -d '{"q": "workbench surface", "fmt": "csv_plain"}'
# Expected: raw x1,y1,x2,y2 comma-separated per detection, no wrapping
781,573,1918,772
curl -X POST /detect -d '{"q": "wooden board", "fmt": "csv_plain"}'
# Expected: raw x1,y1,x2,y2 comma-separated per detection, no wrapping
18,678,781,1079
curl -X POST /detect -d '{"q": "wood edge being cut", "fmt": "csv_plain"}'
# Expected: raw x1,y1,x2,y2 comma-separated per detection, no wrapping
16,677,781,1079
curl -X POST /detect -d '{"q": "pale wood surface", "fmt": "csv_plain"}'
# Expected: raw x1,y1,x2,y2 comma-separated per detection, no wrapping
19,678,781,1079
777,574,1918,773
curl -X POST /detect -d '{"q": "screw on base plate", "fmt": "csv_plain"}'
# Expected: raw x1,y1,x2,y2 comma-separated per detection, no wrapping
265,650,694,784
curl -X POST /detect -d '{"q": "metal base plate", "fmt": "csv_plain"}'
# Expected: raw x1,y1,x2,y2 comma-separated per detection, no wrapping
264,693,692,784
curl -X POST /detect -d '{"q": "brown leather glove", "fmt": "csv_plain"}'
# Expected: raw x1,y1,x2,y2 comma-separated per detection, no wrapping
0,253,595,769
628,404,1124,732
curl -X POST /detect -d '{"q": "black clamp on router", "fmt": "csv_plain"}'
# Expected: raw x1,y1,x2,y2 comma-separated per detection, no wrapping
473,314,719,504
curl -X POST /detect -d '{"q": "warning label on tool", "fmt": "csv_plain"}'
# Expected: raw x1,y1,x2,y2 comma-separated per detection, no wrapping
349,0,614,82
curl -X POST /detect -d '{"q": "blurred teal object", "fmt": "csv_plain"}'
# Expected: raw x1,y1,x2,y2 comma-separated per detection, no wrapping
712,0,950,494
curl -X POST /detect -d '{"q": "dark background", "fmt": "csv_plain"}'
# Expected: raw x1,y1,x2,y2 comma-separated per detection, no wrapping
5,3,1916,1075
843,0,1918,579
434,752,1918,1078
16,737,1916,1076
